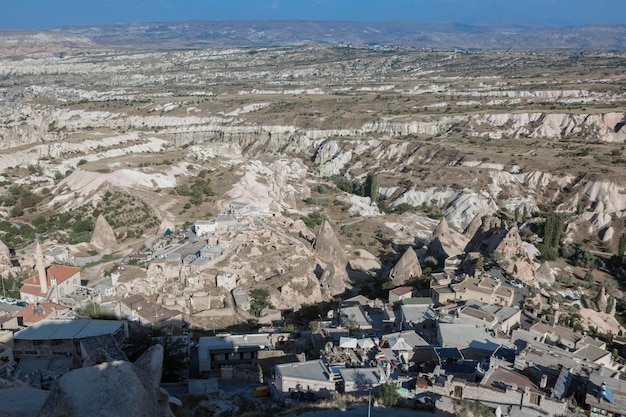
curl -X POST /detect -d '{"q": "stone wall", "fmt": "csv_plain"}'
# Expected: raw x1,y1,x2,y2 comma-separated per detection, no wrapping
426,377,567,417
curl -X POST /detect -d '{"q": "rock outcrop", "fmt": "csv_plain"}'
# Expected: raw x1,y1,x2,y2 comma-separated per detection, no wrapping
536,262,556,286
389,247,422,285
0,387,49,417
38,344,174,417
313,220,349,296
492,226,538,286
348,249,382,273
596,286,608,313
314,219,348,267
428,218,466,259
465,217,538,286
90,214,117,251
274,274,323,310
319,261,349,296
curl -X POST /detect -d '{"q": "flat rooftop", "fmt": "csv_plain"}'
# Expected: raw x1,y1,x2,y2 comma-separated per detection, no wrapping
14,319,125,341
275,359,331,382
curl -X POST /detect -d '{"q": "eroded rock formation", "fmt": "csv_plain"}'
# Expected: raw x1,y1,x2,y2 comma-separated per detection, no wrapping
90,213,117,252
38,345,174,417
389,247,422,285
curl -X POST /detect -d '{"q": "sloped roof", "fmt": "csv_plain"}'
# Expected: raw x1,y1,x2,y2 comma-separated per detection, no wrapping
16,302,70,325
121,294,183,324
14,319,125,341
390,337,414,351
389,286,413,297
357,338,376,349
552,366,573,400
339,337,358,349
20,265,81,297
382,330,430,349
482,366,539,393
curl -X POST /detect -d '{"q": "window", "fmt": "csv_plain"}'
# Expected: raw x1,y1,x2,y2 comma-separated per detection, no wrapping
529,392,541,406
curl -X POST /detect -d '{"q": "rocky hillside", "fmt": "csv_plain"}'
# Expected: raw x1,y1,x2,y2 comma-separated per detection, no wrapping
50,21,626,50
0,35,624,314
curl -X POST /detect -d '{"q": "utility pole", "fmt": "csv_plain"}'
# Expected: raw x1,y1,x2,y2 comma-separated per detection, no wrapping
1,276,5,298
368,387,372,417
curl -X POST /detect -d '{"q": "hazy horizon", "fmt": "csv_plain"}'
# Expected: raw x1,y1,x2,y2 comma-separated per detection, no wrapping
2,0,626,30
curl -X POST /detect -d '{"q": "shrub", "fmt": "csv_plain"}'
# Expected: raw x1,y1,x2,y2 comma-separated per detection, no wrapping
380,382,400,407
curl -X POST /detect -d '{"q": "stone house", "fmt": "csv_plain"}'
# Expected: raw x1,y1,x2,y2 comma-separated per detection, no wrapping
198,333,271,373
424,366,568,416
194,219,216,237
339,366,386,395
451,277,514,306
119,294,185,328
13,319,127,361
20,264,81,305
216,272,237,291
272,359,335,398
388,286,413,304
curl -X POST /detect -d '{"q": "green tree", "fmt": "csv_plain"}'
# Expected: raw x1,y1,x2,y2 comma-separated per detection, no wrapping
249,288,273,317
9,203,23,218
607,295,615,314
380,381,400,407
540,212,563,261
584,270,595,283
475,256,484,272
618,233,626,263
364,173,379,203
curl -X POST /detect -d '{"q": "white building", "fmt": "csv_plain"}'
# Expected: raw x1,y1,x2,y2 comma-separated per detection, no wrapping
194,220,216,237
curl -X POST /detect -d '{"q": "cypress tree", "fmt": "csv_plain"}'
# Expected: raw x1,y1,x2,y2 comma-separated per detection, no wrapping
365,173,379,203
618,233,626,262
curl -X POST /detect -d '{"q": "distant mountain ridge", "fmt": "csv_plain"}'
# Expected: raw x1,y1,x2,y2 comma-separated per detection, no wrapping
47,20,626,50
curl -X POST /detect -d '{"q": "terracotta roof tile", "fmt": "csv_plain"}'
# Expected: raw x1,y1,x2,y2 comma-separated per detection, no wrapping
20,265,81,297
15,302,70,325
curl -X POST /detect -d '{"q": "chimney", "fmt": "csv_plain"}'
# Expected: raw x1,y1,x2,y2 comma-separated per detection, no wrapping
36,241,48,295
540,374,548,389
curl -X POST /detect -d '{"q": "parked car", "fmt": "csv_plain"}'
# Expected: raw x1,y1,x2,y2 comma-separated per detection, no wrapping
0,296,6,303
488,275,500,282
509,280,524,288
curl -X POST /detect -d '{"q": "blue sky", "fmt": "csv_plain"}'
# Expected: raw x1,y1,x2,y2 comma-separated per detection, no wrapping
2,0,625,30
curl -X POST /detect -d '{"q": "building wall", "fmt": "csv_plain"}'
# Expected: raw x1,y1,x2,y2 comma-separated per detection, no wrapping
0,343,13,371
21,271,81,304
199,347,260,373
431,287,456,305
500,310,522,334
55,272,80,299
13,339,75,358
216,273,237,291
275,372,335,395
195,221,216,236
343,379,382,395
389,292,411,304
427,379,567,417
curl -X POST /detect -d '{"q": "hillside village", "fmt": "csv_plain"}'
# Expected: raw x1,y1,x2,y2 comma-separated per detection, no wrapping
0,201,625,417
